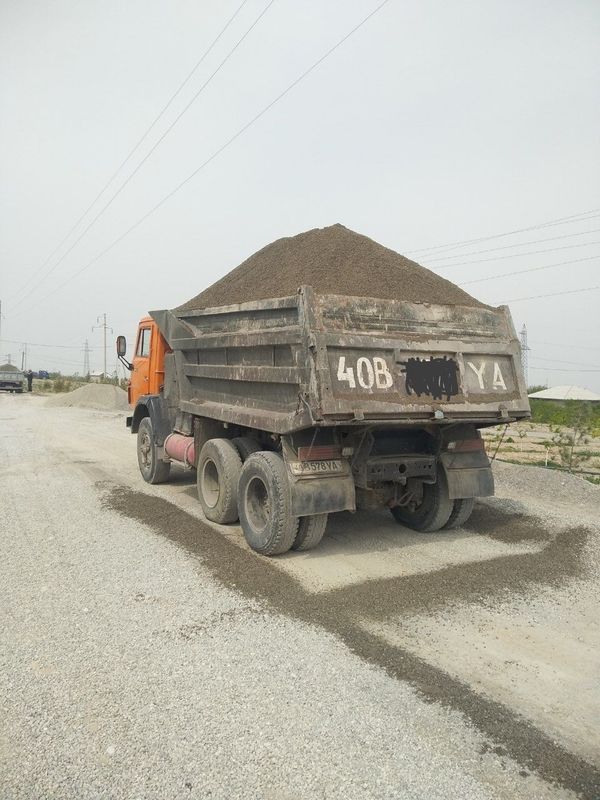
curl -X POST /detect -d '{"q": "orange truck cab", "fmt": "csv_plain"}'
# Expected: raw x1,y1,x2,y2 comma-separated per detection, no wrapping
126,317,170,407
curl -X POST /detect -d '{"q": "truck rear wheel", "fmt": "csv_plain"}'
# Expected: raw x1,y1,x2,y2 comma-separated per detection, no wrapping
238,452,299,556
232,436,261,462
443,497,475,529
137,417,171,484
197,439,242,524
292,514,328,551
390,471,453,532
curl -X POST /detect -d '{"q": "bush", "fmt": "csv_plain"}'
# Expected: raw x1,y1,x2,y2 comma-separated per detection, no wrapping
530,399,600,431
52,378,72,393
551,404,594,472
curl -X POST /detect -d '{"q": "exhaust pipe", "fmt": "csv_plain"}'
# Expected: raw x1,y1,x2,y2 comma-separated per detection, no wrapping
164,433,195,467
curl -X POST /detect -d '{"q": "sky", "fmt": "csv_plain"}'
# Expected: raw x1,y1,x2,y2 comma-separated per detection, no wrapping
1,0,599,390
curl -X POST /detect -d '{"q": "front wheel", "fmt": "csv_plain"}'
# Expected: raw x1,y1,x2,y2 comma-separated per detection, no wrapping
137,417,171,484
238,452,299,556
390,471,453,532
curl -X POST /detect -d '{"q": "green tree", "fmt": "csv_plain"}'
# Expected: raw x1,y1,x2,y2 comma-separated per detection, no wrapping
551,403,594,472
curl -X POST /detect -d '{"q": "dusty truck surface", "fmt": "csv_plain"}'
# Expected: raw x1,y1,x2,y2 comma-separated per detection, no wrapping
117,225,530,555
0,363,25,393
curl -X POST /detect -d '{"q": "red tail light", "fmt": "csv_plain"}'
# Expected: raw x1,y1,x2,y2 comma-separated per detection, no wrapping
298,445,342,461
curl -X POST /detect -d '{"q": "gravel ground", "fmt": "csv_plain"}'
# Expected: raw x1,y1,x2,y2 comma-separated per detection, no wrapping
491,459,600,527
1,394,598,799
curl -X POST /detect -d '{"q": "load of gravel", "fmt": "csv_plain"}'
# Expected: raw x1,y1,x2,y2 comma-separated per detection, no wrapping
177,224,486,311
45,383,129,411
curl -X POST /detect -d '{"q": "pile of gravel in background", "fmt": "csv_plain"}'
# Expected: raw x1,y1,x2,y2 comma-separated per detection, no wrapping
177,224,486,311
45,383,128,411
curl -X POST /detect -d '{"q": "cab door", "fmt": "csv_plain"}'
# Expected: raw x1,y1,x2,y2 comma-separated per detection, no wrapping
129,321,153,406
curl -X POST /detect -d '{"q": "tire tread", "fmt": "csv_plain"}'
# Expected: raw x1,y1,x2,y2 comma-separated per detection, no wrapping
390,471,453,532
292,514,328,551
197,438,242,524
443,497,475,530
238,452,298,556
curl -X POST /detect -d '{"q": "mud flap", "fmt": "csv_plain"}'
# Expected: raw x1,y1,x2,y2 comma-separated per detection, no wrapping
440,456,494,499
287,472,356,516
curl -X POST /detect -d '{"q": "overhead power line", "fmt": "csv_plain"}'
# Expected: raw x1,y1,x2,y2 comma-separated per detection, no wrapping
7,0,250,307
425,228,600,262
501,285,600,303
530,339,600,352
407,208,600,256
8,0,275,315
531,355,600,369
11,0,392,320
0,337,102,349
434,240,600,270
529,365,600,373
459,254,599,285
26,354,89,367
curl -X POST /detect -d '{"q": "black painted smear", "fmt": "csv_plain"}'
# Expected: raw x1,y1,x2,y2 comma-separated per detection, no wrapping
102,485,599,798
401,356,460,401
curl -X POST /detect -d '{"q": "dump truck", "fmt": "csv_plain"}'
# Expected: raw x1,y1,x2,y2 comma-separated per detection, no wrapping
117,286,530,555
0,364,25,393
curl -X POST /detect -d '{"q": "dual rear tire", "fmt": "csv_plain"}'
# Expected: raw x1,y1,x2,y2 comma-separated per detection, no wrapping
197,439,242,524
196,441,327,556
390,470,475,532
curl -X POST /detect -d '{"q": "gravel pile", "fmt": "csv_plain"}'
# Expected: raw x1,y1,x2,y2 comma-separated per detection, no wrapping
45,383,128,411
177,224,486,311
493,459,599,504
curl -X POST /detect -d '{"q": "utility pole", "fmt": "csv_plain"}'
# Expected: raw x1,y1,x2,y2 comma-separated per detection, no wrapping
82,339,90,377
519,324,530,387
93,314,113,379
21,343,27,371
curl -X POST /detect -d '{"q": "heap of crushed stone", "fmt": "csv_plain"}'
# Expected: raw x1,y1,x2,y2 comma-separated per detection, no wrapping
45,383,129,411
177,224,486,311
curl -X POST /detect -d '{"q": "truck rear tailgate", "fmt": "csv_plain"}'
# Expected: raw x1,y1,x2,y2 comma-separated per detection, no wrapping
156,287,529,434
311,292,529,423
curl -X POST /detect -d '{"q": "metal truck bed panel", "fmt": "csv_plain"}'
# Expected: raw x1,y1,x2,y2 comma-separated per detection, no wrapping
151,287,530,434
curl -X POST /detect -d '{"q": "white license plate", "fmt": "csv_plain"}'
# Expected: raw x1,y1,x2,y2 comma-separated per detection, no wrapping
289,459,343,476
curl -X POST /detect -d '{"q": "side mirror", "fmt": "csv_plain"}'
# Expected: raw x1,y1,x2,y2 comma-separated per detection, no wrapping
116,335,127,357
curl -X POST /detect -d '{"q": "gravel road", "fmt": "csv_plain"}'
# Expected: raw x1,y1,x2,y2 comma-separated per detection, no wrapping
1,394,599,799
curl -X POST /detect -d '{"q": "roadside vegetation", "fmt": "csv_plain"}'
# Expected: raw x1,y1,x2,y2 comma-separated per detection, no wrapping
482,391,600,485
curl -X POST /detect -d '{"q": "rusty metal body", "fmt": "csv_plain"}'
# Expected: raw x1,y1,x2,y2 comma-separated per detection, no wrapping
149,286,530,435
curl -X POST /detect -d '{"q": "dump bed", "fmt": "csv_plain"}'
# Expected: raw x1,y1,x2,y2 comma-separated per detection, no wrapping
151,286,530,434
